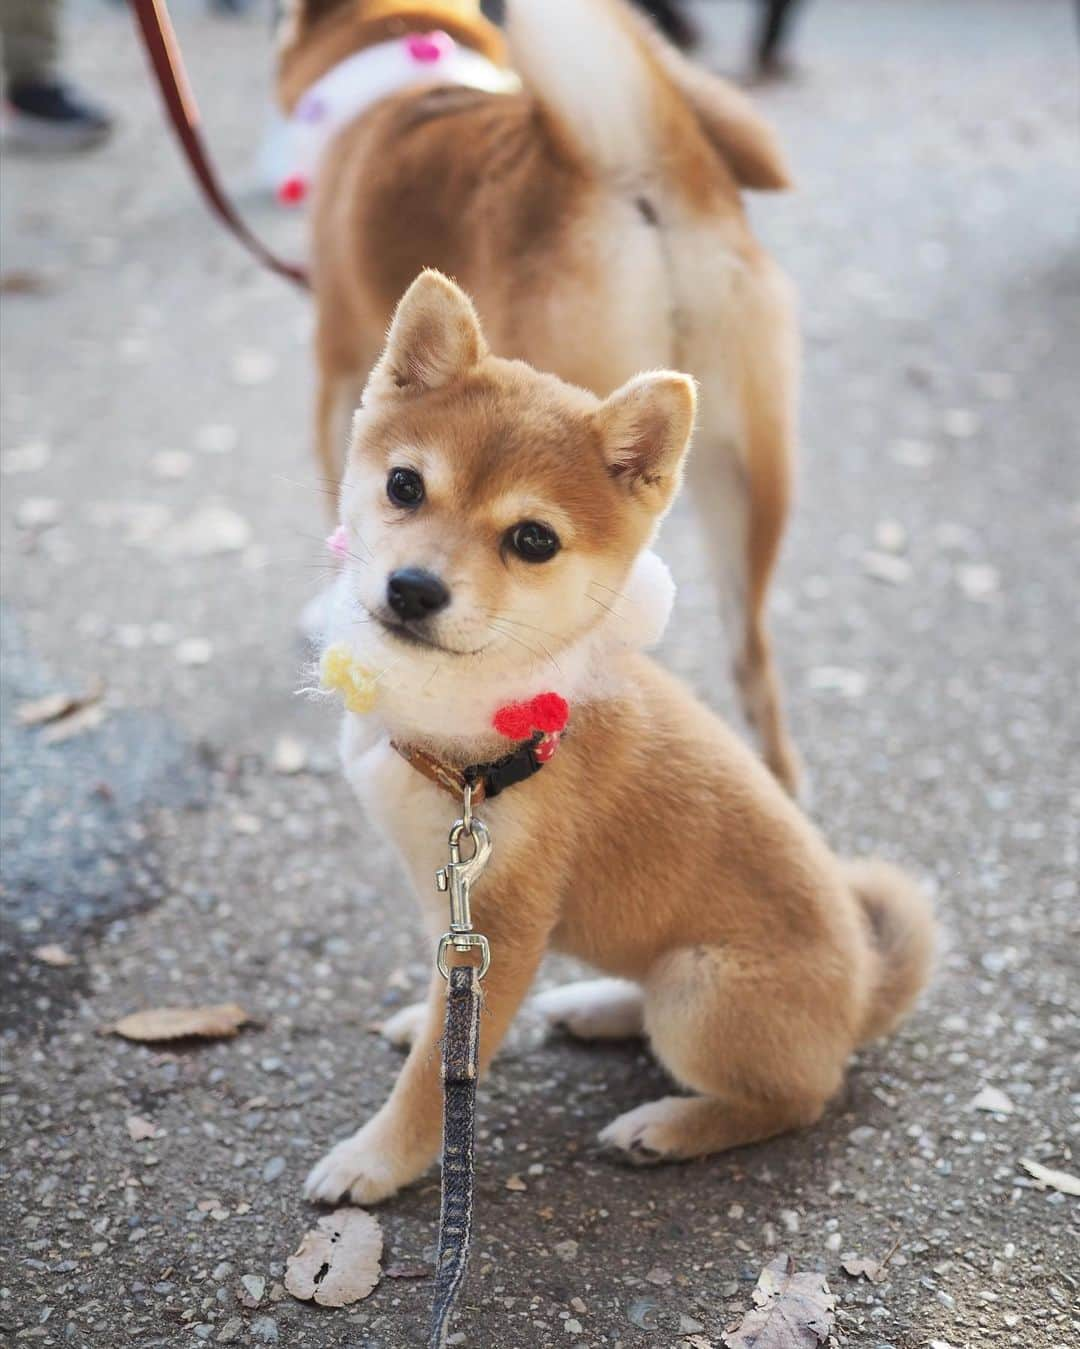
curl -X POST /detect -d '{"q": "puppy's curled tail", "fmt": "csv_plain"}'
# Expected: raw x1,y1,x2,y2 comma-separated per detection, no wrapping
845,859,936,1042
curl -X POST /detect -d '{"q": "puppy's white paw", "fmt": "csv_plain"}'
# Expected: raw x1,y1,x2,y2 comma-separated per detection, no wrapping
598,1097,694,1165
304,1127,415,1206
376,1001,427,1049
533,979,644,1040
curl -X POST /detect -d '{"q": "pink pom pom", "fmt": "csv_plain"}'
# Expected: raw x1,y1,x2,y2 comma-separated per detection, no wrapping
278,174,308,206
326,524,349,560
405,30,453,64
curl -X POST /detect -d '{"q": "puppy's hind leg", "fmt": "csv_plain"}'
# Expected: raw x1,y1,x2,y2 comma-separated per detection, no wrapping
533,978,644,1041
599,946,844,1163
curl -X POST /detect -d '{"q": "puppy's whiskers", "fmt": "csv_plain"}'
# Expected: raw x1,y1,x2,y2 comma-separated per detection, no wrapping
482,609,559,641
584,591,622,621
273,473,340,504
586,579,632,604
485,620,561,674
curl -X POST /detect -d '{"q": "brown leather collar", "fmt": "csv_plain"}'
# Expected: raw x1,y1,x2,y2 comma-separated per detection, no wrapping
392,732,547,804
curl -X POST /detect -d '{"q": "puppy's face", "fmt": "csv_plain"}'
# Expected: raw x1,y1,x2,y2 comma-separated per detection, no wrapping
338,271,696,679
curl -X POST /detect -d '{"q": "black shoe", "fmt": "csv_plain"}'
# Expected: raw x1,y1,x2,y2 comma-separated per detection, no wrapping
2,80,113,154
634,0,700,51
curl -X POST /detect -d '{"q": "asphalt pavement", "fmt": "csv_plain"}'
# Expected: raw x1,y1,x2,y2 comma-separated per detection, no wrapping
1,2,1077,1346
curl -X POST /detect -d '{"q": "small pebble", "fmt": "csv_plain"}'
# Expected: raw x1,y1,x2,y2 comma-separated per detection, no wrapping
16,497,59,529
152,450,193,480
956,563,999,601
176,637,213,667
262,1156,286,1183
239,1274,265,1307
196,423,238,454
2,441,50,475
863,550,913,585
943,408,980,438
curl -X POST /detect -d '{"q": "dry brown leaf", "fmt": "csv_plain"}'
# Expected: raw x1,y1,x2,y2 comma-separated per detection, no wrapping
109,1002,251,1042
505,1174,527,1192
126,1115,158,1142
32,944,75,967
285,1208,382,1307
723,1255,835,1348
0,269,52,295
18,679,103,728
840,1256,883,1283
41,703,106,745
1020,1158,1080,1197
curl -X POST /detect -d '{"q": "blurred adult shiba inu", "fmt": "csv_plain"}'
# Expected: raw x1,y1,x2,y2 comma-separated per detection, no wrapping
278,0,803,791
304,272,936,1206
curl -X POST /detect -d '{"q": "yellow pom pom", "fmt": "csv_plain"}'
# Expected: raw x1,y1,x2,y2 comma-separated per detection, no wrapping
319,642,378,714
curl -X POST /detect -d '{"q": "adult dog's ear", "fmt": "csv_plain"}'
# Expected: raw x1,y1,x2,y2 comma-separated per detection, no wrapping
367,271,488,398
594,371,697,510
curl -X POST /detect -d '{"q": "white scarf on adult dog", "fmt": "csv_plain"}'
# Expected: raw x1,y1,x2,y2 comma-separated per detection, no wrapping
269,31,518,206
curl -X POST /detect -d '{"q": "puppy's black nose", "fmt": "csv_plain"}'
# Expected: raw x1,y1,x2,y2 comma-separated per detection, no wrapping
387,567,450,622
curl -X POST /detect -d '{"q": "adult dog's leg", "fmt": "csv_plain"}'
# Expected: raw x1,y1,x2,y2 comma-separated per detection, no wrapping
313,366,363,517
687,259,800,794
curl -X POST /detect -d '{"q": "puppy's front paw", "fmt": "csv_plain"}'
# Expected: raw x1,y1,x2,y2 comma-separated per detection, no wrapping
598,1097,696,1166
375,1001,427,1050
304,1124,423,1206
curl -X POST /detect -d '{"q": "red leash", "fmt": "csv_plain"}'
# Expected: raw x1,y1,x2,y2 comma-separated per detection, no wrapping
128,0,309,290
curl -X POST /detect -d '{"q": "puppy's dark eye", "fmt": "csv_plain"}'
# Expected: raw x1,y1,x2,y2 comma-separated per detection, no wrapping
508,520,560,563
387,467,424,508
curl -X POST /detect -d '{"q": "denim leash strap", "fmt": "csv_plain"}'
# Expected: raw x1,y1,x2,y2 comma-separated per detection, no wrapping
429,792,491,1346
429,964,483,1348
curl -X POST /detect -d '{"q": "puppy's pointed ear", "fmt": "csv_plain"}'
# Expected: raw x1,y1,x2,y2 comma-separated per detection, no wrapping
593,372,696,508
368,271,487,398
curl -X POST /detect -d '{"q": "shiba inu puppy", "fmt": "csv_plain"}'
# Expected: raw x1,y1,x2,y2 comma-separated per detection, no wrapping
304,272,936,1206
279,0,802,792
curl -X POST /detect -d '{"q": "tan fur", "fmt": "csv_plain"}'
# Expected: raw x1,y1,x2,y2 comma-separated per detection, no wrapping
303,275,937,1205
281,0,802,792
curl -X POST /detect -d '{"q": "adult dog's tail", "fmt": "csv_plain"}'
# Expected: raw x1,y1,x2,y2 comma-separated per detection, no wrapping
505,0,791,190
845,859,937,1042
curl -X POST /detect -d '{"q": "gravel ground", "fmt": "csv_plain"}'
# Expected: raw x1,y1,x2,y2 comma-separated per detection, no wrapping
1,1,1077,1346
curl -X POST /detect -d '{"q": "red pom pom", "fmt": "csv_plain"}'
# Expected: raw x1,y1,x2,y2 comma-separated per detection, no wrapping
492,692,570,740
529,692,570,734
277,174,308,206
493,702,533,740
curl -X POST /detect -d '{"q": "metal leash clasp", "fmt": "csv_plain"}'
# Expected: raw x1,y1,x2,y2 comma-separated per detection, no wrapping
435,786,492,980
